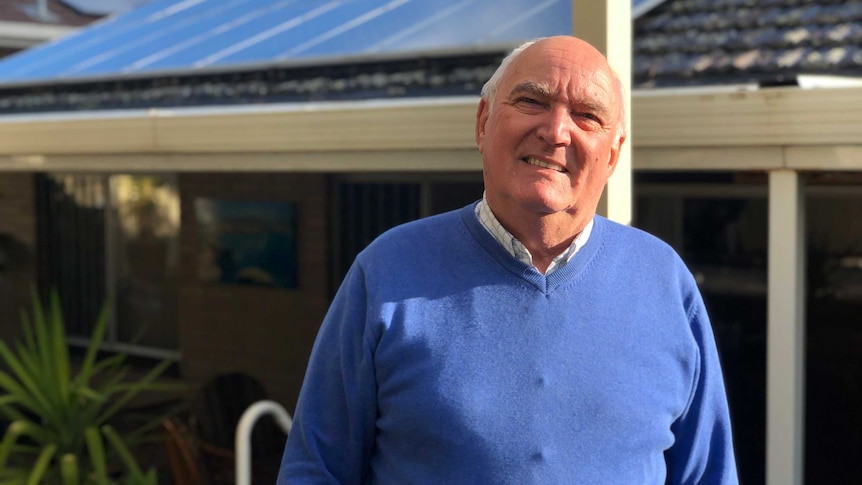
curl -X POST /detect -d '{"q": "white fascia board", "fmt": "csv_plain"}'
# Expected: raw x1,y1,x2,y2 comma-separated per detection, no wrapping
2,87,862,172
633,146,785,171
0,97,480,156
632,84,862,148
796,74,862,89
0,149,483,173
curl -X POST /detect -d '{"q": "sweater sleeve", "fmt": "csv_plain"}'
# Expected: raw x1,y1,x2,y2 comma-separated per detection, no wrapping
665,290,740,485
277,263,379,484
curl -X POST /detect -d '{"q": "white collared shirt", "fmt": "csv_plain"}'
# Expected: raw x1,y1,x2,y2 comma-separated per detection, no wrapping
475,197,593,275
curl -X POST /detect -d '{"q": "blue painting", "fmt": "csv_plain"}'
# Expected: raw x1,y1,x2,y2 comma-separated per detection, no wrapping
195,198,297,289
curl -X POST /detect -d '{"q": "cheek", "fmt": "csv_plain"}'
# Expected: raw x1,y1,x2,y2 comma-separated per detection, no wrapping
583,139,615,167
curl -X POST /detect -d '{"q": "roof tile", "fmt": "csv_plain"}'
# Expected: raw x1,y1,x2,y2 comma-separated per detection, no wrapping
635,0,862,86
0,0,98,25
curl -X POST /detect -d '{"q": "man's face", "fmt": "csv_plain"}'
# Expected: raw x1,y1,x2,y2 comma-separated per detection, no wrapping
475,37,625,228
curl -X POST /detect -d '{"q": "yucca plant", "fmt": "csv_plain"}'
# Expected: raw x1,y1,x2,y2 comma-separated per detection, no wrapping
0,291,181,484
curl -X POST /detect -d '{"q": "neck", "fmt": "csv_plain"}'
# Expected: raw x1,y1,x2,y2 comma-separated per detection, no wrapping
491,204,592,274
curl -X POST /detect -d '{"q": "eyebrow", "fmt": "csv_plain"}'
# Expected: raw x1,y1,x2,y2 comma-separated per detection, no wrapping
508,81,554,99
508,81,612,120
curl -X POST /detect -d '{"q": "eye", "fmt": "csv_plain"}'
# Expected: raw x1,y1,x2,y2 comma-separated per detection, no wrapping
572,111,604,130
513,96,547,109
573,112,601,123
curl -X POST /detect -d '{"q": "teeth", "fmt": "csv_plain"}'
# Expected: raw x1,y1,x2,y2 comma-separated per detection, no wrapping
524,157,566,172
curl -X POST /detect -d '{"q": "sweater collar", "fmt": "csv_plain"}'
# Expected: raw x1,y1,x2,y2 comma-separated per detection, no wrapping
474,196,594,275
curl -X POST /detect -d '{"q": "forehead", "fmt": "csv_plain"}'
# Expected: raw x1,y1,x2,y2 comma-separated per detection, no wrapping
501,40,616,103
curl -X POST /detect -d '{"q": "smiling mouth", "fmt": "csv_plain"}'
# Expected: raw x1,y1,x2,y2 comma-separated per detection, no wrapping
523,157,567,173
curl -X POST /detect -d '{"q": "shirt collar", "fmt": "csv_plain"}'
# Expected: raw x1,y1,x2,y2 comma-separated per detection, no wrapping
475,196,593,275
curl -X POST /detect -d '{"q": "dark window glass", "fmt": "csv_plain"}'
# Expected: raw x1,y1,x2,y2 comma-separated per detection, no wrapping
35,173,179,356
804,188,862,485
35,174,107,336
636,181,767,485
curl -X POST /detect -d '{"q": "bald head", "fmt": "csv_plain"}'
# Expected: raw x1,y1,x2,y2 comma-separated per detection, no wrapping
481,36,626,137
474,35,628,246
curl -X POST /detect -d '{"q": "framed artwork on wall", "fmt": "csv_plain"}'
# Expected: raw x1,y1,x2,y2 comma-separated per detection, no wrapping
195,198,298,289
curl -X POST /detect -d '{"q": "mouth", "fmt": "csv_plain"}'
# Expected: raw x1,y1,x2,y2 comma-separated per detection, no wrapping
523,156,567,173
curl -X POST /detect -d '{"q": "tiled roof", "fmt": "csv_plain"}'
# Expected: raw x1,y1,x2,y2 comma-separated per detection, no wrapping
0,52,504,114
0,0,99,26
634,0,862,87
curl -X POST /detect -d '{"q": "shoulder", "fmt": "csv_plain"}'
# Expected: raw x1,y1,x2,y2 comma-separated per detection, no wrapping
595,216,683,264
355,204,476,269
593,216,701,300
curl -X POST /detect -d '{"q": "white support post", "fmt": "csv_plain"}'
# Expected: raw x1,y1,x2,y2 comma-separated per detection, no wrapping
572,0,632,225
767,170,806,485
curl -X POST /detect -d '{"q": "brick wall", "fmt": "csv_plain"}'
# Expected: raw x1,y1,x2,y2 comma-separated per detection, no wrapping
178,172,330,412
0,173,36,344
0,170,331,415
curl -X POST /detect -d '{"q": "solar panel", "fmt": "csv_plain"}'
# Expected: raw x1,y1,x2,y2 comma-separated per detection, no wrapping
632,0,667,18
60,0,145,16
0,0,656,85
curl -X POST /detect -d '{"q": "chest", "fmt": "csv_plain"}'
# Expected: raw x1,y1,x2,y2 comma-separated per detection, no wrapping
371,288,696,461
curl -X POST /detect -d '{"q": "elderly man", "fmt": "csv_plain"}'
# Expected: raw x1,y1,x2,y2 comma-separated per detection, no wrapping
278,36,738,484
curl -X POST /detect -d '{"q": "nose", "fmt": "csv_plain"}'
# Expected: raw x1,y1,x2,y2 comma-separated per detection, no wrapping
535,107,573,147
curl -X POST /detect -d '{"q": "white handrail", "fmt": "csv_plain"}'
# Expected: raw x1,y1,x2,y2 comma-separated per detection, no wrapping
235,400,293,485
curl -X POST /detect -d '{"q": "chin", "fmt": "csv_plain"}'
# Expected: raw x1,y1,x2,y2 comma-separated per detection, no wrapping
517,196,574,216
516,187,575,213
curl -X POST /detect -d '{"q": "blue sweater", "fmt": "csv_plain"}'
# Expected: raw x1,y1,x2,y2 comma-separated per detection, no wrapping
278,203,738,485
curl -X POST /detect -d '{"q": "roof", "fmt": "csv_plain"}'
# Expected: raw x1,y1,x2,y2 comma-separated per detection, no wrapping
0,0,575,86
0,1,100,60
0,0,98,26
634,0,862,88
0,52,505,113
8,0,862,115
60,0,149,17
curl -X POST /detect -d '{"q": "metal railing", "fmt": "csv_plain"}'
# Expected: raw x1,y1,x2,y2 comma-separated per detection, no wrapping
235,400,293,485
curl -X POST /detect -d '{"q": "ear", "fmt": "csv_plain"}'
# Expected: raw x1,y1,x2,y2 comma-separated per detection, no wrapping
475,98,490,153
606,131,626,178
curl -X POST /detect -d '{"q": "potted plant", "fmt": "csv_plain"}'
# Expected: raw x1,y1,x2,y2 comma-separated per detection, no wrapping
0,291,181,484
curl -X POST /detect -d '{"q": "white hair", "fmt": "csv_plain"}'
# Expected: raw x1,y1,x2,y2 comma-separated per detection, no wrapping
480,38,627,141
480,39,539,103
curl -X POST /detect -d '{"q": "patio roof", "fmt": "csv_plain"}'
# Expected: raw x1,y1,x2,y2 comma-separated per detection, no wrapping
0,0,582,86
0,0,98,25
0,0,670,87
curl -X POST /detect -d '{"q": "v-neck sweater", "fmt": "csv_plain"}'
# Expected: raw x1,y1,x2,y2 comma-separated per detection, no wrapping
279,202,737,485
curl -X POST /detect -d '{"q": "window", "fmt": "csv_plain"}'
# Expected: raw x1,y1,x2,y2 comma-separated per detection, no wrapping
804,180,862,484
331,173,483,290
635,173,768,485
36,173,180,359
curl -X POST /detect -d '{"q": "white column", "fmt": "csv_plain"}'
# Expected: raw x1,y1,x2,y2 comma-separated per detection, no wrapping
767,170,806,485
572,0,632,225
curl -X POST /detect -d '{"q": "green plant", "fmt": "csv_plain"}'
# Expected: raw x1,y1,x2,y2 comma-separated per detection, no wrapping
0,291,181,484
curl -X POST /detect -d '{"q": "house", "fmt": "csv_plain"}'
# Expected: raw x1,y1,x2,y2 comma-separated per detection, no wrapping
0,0,860,483
0,0,96,344
0,0,96,59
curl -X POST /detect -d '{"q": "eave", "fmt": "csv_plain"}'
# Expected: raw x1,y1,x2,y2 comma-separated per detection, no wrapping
1,86,861,172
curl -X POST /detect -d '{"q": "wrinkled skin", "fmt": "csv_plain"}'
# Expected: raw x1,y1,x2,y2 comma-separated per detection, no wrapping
475,36,626,272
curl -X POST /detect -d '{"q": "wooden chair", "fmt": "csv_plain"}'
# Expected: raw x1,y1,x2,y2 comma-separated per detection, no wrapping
187,373,285,485
163,417,209,485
